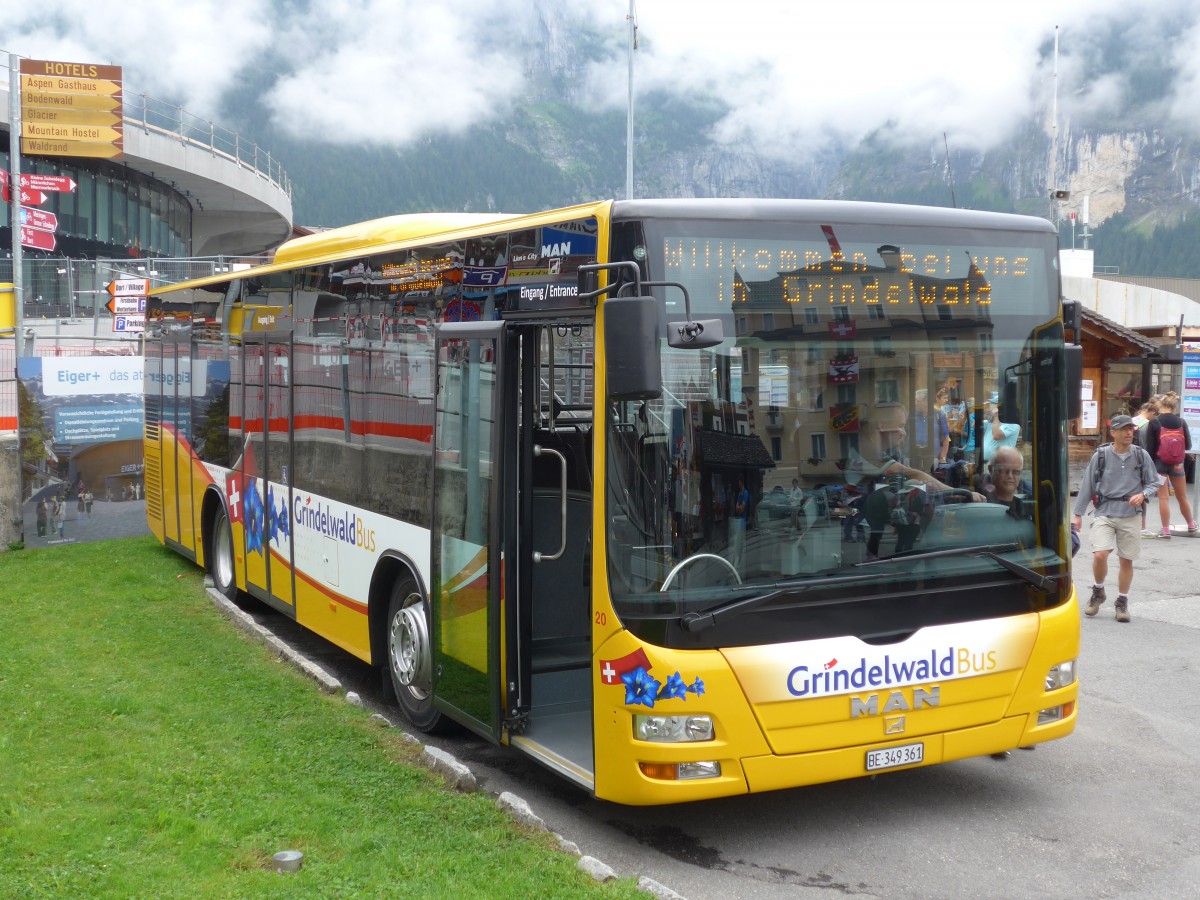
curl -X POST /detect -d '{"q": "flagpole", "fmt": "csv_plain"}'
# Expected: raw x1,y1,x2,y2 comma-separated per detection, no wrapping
625,0,635,200
9,53,24,346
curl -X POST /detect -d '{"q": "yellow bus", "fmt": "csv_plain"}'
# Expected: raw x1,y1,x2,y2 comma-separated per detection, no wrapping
144,199,1079,805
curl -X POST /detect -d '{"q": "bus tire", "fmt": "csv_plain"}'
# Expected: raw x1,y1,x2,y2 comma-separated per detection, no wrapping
209,505,240,603
385,577,443,732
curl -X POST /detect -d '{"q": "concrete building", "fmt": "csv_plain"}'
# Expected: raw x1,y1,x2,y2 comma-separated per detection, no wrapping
1,63,292,262
1,57,293,548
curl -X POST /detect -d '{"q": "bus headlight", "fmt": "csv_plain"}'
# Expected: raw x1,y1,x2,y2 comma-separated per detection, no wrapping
1038,701,1075,725
1044,660,1076,691
634,714,714,743
639,760,722,781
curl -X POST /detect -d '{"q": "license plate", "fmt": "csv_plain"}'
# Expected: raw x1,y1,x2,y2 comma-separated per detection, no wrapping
866,741,924,771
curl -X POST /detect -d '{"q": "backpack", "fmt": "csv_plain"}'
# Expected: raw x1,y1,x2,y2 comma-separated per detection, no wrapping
1156,424,1187,466
1091,443,1146,508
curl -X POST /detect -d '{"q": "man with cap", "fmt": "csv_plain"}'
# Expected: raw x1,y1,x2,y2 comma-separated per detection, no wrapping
1071,414,1160,623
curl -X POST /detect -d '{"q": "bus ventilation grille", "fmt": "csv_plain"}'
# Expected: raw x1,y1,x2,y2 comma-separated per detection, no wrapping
145,456,162,518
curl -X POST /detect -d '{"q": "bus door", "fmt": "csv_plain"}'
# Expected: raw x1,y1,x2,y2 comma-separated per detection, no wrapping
507,319,596,788
238,333,295,613
264,334,295,610
431,321,507,739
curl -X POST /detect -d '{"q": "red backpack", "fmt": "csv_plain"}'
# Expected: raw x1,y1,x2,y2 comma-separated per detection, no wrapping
1157,424,1187,466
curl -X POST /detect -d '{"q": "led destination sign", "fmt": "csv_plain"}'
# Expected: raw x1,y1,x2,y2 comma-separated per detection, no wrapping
663,237,1040,308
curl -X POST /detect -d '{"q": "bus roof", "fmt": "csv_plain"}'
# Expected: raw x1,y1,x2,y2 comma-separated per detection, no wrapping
273,213,516,266
611,197,1056,234
151,201,613,296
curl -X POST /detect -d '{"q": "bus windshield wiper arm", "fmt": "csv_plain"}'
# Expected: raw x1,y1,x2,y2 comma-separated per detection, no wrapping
875,542,1054,593
679,543,1052,633
680,569,895,634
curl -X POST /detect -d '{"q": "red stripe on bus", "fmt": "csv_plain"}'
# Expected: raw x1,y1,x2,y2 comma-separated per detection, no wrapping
228,415,432,442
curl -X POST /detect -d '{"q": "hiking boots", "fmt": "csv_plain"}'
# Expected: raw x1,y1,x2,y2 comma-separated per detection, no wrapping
1114,596,1130,623
1085,585,1106,617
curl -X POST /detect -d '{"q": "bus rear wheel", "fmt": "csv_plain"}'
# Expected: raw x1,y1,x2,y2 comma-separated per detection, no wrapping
210,506,239,602
386,578,442,732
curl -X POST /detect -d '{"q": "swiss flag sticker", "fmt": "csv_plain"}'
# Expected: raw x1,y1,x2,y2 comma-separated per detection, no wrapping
226,474,242,524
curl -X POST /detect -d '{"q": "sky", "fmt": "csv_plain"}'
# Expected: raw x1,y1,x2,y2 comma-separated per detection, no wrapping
3,0,1199,163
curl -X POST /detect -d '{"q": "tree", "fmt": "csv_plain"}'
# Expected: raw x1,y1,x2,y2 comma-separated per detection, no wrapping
17,380,52,471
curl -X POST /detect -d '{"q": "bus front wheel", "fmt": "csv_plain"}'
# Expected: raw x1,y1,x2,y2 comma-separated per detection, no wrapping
386,578,442,732
210,506,239,602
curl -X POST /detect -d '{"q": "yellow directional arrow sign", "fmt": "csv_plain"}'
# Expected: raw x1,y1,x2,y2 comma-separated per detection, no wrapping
21,90,123,112
22,123,122,142
21,74,123,96
21,138,123,160
21,108,121,128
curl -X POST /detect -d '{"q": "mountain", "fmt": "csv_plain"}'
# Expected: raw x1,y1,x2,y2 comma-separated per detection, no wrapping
220,14,1200,279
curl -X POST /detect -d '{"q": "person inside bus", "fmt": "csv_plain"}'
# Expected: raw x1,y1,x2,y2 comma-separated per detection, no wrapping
982,398,1021,462
847,405,985,558
977,446,1032,510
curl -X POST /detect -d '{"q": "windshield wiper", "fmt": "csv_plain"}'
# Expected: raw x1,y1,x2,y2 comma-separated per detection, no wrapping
678,543,1054,634
680,569,896,634
859,542,1055,593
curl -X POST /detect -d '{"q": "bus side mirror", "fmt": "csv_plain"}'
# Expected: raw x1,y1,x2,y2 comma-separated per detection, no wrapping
666,317,724,350
1000,376,1019,424
1066,343,1083,420
605,296,662,400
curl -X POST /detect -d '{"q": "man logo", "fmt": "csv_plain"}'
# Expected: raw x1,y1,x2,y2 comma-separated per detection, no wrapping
885,716,906,734
850,686,940,718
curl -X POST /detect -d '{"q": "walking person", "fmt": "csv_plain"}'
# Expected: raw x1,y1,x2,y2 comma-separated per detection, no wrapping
729,477,750,569
1072,415,1160,623
51,496,65,539
1132,399,1160,534
36,498,48,537
1142,393,1197,538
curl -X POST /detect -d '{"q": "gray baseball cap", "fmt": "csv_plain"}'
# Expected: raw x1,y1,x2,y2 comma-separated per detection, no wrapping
1110,414,1135,429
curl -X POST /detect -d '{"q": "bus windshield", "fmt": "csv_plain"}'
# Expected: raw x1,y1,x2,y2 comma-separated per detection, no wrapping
605,213,1070,648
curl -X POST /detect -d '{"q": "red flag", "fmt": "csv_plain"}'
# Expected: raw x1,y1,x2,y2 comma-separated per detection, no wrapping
828,356,860,384
828,319,856,339
599,648,652,685
821,225,844,259
830,404,860,433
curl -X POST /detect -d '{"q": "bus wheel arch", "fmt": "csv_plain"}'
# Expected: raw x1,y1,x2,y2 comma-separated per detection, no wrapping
371,559,443,732
202,489,240,603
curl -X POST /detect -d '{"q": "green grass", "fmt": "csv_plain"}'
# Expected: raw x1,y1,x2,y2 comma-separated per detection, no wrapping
0,537,641,898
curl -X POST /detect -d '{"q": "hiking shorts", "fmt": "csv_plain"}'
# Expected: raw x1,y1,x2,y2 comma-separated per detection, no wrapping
1157,465,1185,480
1090,515,1142,560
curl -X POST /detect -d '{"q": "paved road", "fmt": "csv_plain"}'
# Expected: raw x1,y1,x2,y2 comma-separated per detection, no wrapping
240,517,1200,900
22,493,148,548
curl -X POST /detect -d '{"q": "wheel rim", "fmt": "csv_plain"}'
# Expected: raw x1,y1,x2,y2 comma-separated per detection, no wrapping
214,513,234,591
389,593,431,700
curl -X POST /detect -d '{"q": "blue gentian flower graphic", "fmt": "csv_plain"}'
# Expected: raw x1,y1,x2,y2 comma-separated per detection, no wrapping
245,479,265,555
622,666,661,708
658,672,688,701
275,498,290,541
687,677,706,697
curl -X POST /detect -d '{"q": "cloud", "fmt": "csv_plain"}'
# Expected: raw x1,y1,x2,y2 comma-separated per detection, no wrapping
3,0,1198,155
1,0,273,116
262,0,530,142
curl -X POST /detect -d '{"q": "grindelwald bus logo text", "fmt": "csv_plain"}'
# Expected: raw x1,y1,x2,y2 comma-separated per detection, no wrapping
787,646,997,698
294,496,377,552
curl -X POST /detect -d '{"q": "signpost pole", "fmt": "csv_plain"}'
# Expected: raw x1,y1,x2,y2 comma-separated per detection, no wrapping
9,54,24,348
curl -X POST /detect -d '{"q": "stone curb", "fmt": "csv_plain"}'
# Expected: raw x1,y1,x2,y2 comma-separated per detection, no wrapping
203,582,687,899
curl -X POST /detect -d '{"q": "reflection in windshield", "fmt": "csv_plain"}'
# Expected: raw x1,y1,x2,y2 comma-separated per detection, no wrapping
606,219,1065,612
